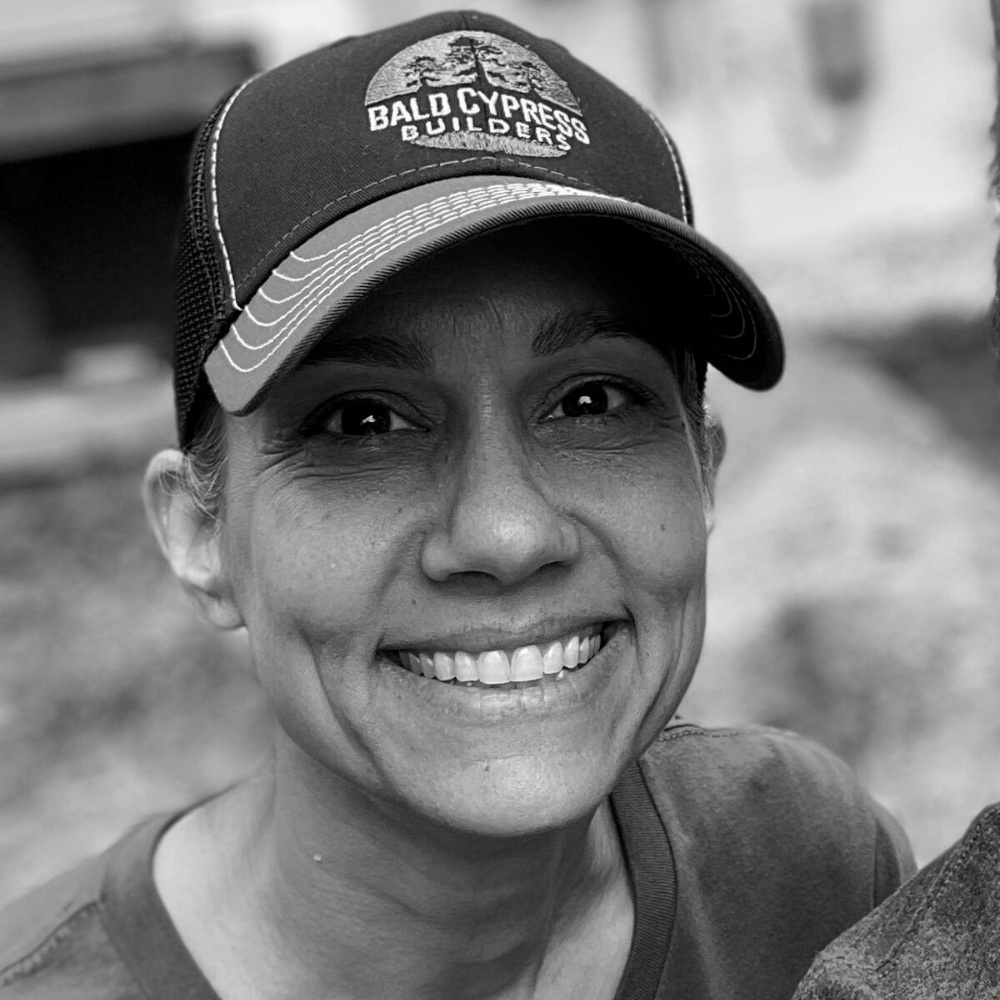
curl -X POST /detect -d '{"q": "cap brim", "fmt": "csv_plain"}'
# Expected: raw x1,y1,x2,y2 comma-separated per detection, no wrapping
205,175,783,415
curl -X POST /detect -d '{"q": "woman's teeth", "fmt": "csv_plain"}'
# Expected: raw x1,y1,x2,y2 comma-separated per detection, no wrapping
393,628,606,686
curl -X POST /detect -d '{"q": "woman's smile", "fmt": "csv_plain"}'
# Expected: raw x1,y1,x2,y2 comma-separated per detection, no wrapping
383,617,620,683
365,620,642,737
387,621,609,686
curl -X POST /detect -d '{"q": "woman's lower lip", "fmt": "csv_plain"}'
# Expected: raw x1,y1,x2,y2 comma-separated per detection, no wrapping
395,669,577,693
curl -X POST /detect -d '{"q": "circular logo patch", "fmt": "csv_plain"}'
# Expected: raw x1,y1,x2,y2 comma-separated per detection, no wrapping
365,30,590,158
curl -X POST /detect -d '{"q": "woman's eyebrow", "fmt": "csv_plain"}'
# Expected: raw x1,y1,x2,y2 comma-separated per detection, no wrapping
301,333,433,372
298,309,641,372
531,310,644,357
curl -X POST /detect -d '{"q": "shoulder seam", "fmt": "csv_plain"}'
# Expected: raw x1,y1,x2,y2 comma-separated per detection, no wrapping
657,728,751,743
657,723,808,745
874,811,997,974
0,900,100,987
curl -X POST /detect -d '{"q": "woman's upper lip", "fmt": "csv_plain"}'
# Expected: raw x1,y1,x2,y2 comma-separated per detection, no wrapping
381,616,622,654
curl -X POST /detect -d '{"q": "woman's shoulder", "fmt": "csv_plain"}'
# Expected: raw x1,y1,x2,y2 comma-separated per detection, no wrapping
623,721,915,996
0,814,174,999
0,852,117,997
641,718,879,809
638,719,916,896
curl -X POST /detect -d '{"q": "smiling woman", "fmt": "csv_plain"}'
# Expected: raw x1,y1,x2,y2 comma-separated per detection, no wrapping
0,11,913,1000
171,226,710,844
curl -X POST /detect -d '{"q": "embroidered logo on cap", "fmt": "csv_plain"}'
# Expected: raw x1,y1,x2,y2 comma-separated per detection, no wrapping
365,31,589,158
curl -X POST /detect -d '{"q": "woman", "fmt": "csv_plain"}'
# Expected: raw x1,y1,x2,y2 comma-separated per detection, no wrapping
0,11,913,999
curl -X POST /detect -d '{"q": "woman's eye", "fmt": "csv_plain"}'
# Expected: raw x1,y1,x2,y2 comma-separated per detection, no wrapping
546,381,632,420
323,399,418,436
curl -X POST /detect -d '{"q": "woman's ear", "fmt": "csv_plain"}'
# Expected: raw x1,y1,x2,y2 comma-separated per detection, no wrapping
143,449,244,630
702,406,726,535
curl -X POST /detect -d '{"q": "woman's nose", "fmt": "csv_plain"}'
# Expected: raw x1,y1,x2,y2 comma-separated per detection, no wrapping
420,431,581,588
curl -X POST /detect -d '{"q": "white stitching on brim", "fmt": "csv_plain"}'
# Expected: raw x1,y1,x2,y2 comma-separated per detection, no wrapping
218,181,622,374
248,186,536,311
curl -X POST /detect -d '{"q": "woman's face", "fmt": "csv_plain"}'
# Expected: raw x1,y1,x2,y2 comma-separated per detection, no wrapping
217,230,711,836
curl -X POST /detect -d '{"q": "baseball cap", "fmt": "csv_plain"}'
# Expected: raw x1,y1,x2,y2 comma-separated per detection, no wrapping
175,8,784,446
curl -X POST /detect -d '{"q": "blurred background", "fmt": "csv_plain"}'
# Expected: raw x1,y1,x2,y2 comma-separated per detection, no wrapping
0,0,997,902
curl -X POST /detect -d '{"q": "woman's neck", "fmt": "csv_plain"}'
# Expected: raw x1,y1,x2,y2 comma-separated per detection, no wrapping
155,739,634,1000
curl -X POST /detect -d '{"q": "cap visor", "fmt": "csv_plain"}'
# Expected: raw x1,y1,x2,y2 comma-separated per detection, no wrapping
205,175,783,415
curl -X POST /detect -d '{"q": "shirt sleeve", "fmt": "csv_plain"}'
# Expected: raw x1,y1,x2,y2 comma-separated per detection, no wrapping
871,799,917,906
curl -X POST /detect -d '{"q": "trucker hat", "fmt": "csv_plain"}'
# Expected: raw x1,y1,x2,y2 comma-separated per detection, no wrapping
174,8,784,446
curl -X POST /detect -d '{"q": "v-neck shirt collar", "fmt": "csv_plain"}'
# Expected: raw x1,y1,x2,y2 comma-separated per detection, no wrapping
100,761,676,1000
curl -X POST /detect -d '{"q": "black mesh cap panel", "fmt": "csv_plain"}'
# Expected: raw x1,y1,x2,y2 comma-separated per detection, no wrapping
174,92,240,447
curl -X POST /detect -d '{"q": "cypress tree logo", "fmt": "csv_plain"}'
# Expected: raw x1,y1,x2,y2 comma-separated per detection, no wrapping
365,31,590,158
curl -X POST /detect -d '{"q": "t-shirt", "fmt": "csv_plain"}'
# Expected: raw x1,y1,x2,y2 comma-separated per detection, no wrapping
792,802,1000,999
0,722,915,1000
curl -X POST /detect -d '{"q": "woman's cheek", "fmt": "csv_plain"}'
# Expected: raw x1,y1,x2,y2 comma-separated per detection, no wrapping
581,454,706,581
254,529,369,632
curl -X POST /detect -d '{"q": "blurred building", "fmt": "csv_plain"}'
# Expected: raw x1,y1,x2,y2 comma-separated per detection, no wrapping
0,0,257,378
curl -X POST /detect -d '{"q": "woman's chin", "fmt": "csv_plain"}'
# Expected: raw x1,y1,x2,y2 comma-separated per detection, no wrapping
385,756,623,842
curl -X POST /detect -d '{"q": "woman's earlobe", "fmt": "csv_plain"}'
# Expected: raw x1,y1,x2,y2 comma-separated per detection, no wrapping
143,449,244,630
702,406,725,535
705,406,726,479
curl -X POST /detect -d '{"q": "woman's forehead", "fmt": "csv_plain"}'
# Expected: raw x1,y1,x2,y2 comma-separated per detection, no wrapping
299,233,658,367
301,308,657,373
